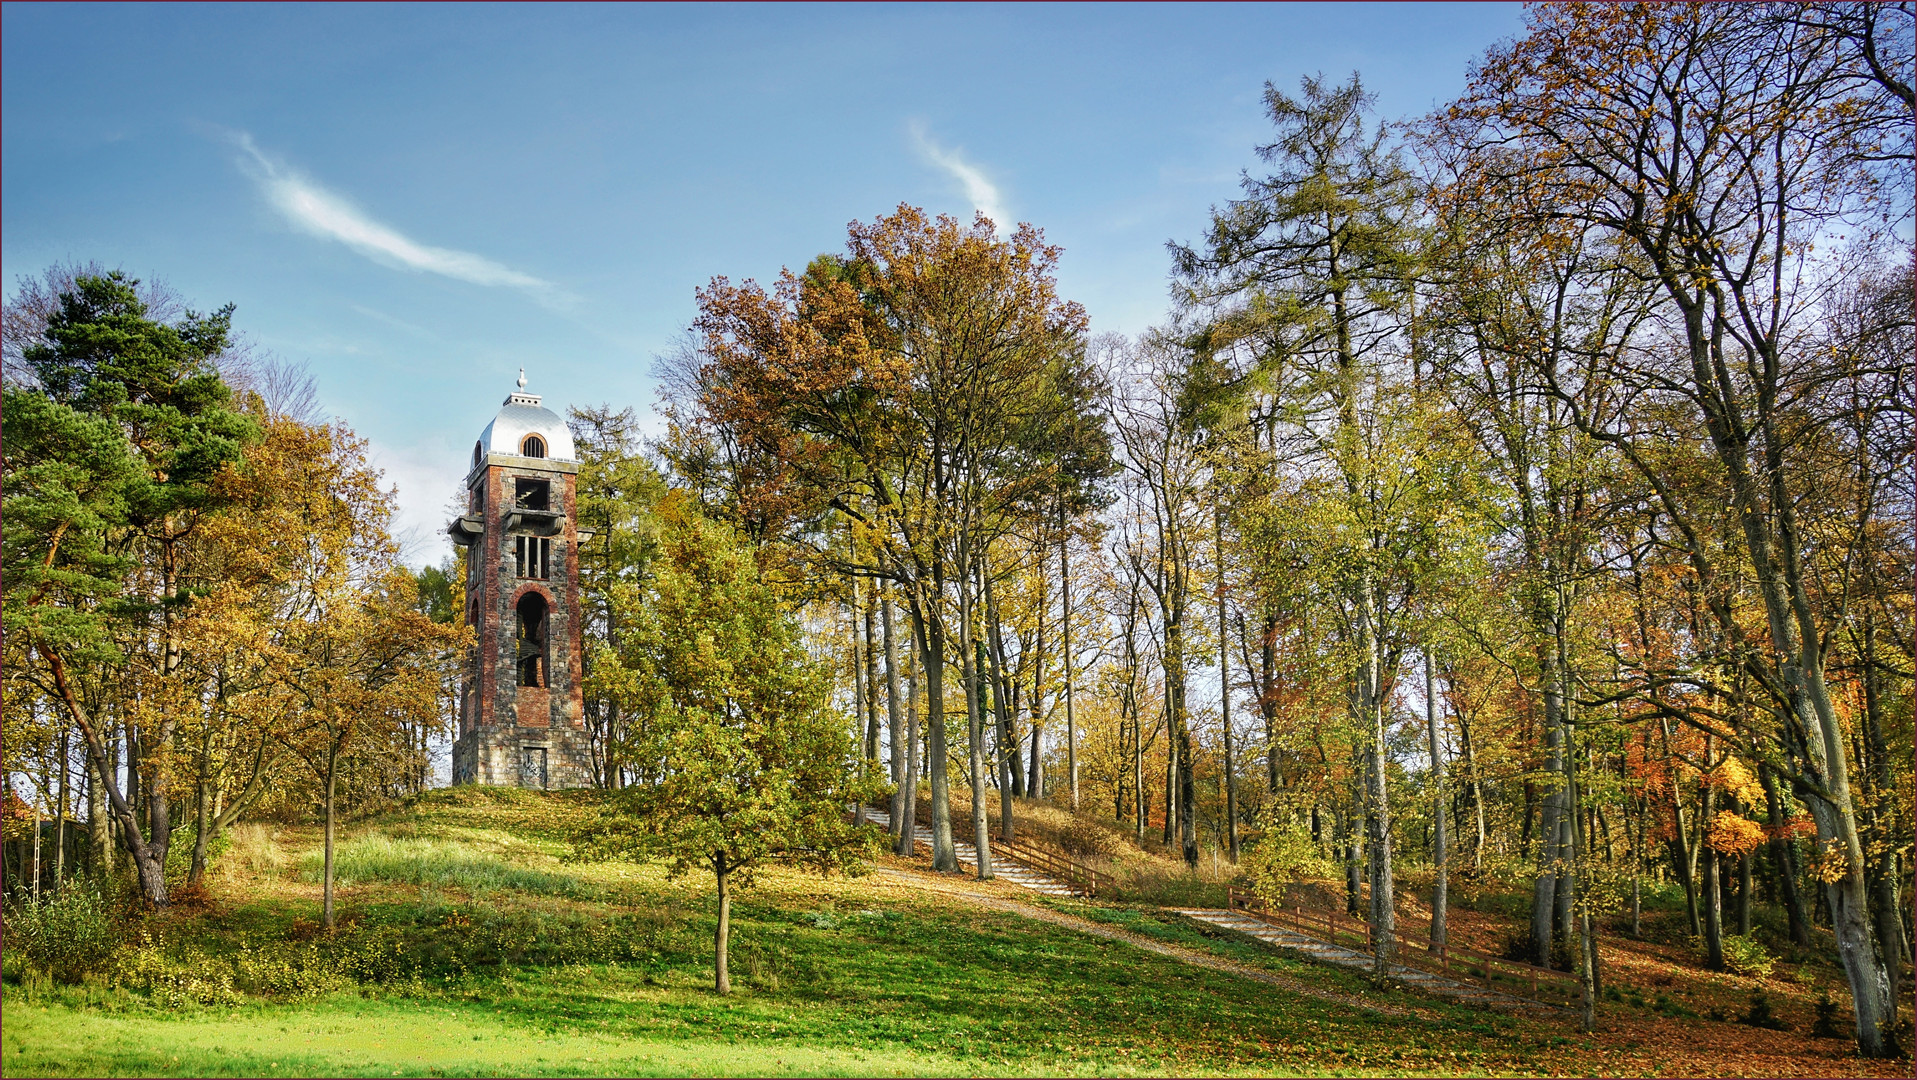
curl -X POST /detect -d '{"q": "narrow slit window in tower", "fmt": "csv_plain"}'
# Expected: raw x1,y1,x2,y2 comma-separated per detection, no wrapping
515,536,551,580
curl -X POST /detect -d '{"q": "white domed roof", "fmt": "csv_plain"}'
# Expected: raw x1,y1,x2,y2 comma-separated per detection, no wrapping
476,377,574,463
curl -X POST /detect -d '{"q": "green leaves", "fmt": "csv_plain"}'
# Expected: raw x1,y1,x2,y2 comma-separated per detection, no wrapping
22,271,255,525
2,380,142,664
579,501,885,885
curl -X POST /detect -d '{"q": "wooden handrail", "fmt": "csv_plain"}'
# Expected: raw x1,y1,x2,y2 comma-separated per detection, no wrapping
995,835,1115,896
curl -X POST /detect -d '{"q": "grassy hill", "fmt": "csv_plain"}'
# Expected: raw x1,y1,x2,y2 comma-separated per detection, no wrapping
2,789,1898,1077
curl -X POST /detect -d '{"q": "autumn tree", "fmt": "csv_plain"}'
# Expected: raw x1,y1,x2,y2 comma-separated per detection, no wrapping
578,496,883,993
688,206,1107,878
265,421,465,928
1444,2,1912,1052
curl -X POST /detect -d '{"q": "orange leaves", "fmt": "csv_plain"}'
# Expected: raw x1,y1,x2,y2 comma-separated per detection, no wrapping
1706,809,1767,857
1766,815,1815,842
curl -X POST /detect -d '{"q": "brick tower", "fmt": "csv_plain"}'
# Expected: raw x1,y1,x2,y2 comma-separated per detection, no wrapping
448,372,594,789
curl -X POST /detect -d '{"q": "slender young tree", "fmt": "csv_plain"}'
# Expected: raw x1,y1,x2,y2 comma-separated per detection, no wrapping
578,498,884,994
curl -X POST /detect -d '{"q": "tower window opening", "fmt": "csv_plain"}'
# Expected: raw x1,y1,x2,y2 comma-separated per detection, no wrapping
515,478,550,510
516,593,549,688
515,535,552,580
521,434,546,458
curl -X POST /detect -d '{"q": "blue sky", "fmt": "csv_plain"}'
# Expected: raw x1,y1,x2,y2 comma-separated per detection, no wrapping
3,2,1525,562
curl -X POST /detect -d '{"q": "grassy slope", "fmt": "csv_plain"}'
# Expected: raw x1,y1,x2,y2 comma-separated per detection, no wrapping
2,789,1900,1078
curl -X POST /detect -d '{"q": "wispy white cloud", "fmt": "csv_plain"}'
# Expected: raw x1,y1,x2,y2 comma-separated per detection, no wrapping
350,304,438,340
232,133,567,304
910,122,1009,232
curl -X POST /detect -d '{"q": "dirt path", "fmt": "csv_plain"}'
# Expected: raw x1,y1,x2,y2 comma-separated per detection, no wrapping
868,865,1417,1019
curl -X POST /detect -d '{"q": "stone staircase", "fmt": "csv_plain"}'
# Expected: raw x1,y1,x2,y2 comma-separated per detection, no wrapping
1170,907,1559,1014
857,807,1083,898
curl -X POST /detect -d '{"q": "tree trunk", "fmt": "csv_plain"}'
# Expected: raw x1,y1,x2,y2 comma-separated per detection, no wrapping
883,589,906,844
851,581,868,826
1860,607,1904,1029
323,739,339,930
188,753,212,885
89,735,109,878
1261,612,1279,796
1760,765,1811,946
714,852,731,994
1217,507,1237,862
188,707,223,886
958,571,993,880
1166,622,1196,867
1027,584,1045,802
864,586,882,768
1061,513,1078,812
1566,725,1596,1031
982,569,1016,843
41,647,167,905
1028,715,1044,801
1163,708,1177,847
1704,847,1725,971
898,641,921,857
1737,848,1753,937
982,638,1014,843
55,722,70,890
1456,697,1486,872
1532,655,1567,965
1342,801,1363,917
1425,653,1447,952
915,609,956,872
1132,694,1145,845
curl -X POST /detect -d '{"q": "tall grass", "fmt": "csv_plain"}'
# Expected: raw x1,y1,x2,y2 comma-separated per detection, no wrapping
222,823,288,878
294,835,598,898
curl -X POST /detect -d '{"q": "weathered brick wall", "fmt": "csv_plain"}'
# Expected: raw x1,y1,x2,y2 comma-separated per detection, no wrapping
454,453,594,790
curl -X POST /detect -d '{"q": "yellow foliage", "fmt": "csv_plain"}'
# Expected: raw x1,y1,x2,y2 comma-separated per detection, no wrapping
1707,810,1766,857
1811,842,1855,885
1704,755,1764,808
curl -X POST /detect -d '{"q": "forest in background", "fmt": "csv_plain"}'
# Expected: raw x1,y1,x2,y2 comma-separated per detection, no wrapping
4,1,1911,1062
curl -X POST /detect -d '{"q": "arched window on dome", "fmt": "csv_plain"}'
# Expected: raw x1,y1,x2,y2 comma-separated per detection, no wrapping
521,434,546,458
472,440,483,467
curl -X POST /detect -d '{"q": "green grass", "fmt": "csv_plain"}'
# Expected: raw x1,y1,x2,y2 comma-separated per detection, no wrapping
293,834,600,899
0,793,1623,1077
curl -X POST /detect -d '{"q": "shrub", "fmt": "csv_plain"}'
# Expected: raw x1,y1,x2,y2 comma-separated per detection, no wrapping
1240,819,1333,905
1741,990,1790,1030
1722,933,1775,978
1811,990,1845,1038
114,934,241,1007
5,885,122,984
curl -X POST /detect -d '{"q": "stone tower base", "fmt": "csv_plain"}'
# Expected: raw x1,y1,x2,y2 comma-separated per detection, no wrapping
451,722,595,789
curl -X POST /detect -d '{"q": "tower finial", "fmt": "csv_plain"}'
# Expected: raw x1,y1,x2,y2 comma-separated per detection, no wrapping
517,367,528,390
